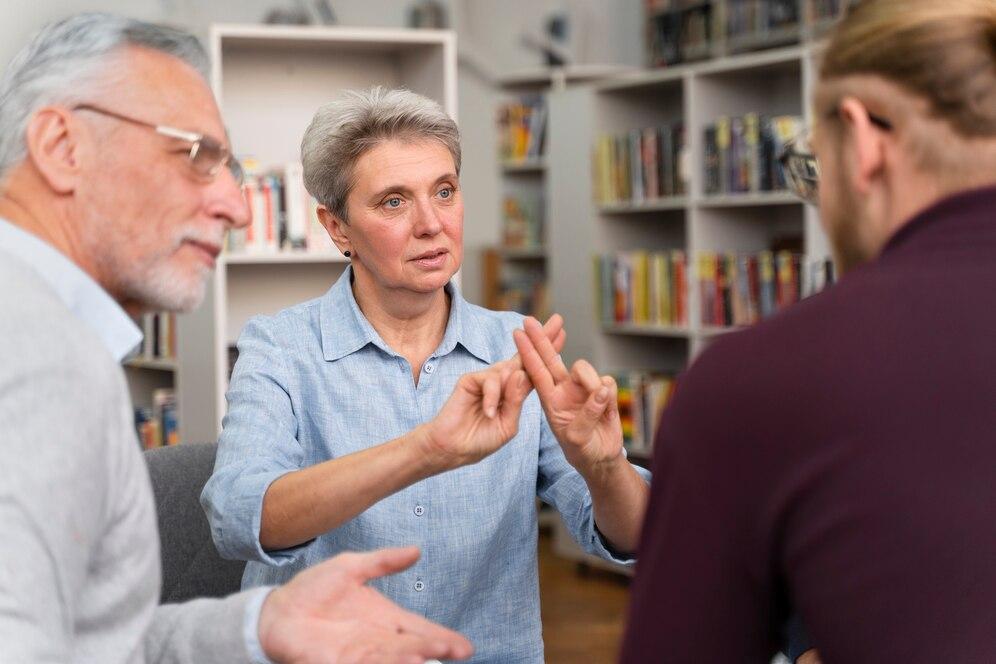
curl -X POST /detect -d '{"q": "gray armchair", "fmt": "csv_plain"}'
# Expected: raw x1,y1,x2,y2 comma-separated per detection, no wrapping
143,442,245,603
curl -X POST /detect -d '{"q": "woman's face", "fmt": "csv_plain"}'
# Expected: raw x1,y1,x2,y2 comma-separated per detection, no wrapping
342,138,463,296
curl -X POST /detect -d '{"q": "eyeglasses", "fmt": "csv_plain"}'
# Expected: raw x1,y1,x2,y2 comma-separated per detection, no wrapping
779,110,893,206
72,103,244,186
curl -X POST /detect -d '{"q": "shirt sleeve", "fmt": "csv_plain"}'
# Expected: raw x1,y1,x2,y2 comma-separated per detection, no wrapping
535,410,652,566
619,347,778,663
145,587,274,664
201,316,314,566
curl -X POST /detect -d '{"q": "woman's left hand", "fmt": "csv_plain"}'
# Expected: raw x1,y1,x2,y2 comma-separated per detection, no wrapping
512,317,624,475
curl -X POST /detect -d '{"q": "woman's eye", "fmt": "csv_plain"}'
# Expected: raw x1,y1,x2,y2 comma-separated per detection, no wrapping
384,197,403,209
438,187,454,199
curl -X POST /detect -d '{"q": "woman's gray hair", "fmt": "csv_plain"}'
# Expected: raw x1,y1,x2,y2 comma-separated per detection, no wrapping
301,87,461,222
0,12,208,178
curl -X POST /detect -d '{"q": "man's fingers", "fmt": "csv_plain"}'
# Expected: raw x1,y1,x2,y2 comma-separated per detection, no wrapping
381,629,472,663
332,546,421,583
512,328,556,397
385,608,475,660
523,316,570,382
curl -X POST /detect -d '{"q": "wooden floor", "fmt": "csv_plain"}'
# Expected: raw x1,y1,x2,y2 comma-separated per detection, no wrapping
538,530,632,663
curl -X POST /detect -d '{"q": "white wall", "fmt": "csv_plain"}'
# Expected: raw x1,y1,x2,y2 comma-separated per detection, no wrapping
0,0,643,303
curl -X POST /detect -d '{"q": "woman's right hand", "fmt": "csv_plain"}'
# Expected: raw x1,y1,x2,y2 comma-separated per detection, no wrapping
418,360,532,469
418,314,566,470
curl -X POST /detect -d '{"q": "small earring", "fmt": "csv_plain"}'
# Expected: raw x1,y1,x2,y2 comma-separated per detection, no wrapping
343,250,351,258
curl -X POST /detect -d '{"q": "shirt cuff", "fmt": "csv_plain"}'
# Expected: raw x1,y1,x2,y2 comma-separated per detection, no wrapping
243,586,277,664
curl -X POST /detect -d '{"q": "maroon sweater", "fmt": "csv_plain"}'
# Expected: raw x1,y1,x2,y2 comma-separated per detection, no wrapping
622,186,996,663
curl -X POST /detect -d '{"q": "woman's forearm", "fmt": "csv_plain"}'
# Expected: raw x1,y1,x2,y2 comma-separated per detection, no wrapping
259,426,443,551
583,456,651,554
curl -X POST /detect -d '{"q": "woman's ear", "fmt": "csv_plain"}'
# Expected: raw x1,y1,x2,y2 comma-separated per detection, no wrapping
317,206,351,256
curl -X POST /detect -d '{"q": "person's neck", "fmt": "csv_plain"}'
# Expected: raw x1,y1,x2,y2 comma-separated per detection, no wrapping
350,268,451,371
0,177,106,294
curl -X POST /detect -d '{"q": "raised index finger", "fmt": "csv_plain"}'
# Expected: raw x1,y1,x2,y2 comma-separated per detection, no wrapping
512,328,556,398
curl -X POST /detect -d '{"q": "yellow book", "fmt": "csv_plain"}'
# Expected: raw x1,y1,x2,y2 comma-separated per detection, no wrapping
631,251,650,324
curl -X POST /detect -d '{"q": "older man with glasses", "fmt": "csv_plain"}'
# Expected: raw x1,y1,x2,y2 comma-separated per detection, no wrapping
0,13,471,664
619,0,996,662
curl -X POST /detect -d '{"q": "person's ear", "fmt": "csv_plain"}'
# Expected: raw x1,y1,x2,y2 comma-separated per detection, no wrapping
837,96,887,196
317,205,352,256
24,107,85,195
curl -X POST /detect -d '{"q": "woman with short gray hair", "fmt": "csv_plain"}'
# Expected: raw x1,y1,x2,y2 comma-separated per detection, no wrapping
204,87,651,663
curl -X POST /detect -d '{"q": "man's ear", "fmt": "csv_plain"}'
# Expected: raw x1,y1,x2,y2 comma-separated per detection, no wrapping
316,205,351,255
837,96,887,196
24,107,84,195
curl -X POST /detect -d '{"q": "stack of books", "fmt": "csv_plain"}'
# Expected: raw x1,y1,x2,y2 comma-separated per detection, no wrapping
227,162,338,255
502,193,544,249
725,0,801,50
698,250,808,327
703,114,804,195
134,388,178,449
496,97,547,163
645,1,714,67
615,371,678,457
595,251,689,328
592,125,687,205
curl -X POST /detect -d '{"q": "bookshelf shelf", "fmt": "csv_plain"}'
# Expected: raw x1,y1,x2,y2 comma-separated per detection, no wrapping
696,192,801,208
172,25,457,443
501,158,546,174
221,251,348,265
125,357,177,372
599,197,689,214
602,323,692,339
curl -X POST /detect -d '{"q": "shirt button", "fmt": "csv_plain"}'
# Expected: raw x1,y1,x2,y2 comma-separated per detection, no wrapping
414,580,425,592
424,363,434,374
414,504,425,517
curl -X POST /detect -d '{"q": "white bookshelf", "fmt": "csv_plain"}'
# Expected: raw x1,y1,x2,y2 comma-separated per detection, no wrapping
545,42,832,572
174,25,456,443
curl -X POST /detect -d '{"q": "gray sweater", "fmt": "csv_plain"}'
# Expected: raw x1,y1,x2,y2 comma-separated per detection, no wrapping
0,242,266,662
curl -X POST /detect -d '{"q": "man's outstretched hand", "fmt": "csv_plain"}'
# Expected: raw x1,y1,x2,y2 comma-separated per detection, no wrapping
258,547,474,664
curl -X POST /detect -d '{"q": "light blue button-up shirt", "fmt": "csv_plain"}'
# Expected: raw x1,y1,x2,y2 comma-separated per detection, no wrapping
202,267,652,663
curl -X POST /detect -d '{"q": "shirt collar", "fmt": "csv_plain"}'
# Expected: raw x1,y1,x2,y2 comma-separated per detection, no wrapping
320,266,493,364
881,184,996,256
0,218,142,362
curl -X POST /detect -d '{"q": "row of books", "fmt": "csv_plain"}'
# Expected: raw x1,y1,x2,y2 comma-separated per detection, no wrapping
593,125,688,205
616,371,678,456
502,193,544,249
138,312,176,360
497,97,547,163
698,250,837,327
726,0,801,45
646,2,713,67
228,162,338,255
135,388,178,450
703,114,804,195
595,251,690,328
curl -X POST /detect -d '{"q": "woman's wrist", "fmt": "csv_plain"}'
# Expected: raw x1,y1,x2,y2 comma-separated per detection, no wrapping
409,423,464,475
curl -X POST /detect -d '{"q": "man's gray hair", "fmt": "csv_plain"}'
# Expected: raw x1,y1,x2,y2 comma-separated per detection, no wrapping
301,87,461,222
0,12,208,178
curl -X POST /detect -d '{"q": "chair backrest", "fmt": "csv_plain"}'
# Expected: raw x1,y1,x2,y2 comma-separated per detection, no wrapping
143,442,245,603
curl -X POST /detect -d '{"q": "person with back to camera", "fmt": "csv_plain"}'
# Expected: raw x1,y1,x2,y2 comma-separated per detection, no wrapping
202,87,652,663
620,0,996,661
